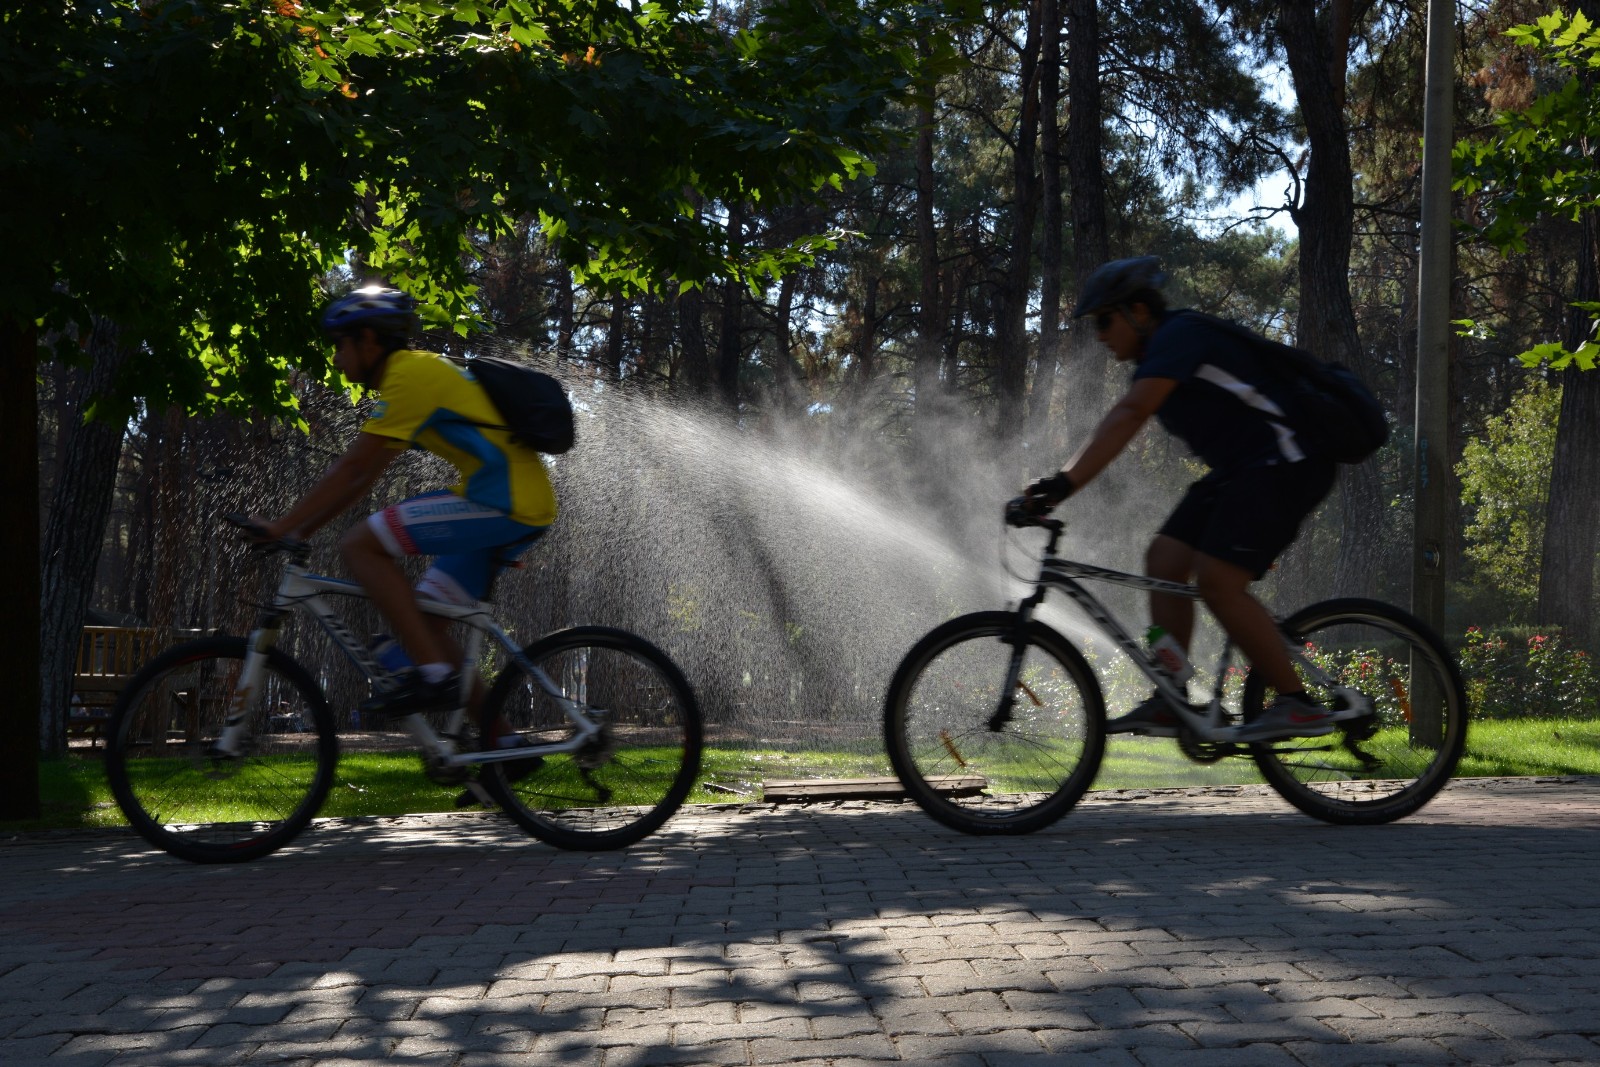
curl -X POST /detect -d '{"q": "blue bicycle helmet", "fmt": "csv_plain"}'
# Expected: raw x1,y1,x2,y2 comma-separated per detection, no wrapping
1070,256,1168,318
320,286,418,338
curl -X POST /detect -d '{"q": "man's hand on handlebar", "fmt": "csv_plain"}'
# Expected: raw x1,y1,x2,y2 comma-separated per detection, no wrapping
1004,472,1075,529
225,512,305,552
1024,471,1074,510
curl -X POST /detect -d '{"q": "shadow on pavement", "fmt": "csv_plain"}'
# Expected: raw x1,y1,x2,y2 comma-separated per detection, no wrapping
3,779,1598,1064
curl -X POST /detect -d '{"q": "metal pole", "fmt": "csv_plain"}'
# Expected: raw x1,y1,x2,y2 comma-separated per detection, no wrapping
1413,0,1454,745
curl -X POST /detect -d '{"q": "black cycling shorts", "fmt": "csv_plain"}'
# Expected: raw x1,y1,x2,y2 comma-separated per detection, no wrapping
1157,460,1337,579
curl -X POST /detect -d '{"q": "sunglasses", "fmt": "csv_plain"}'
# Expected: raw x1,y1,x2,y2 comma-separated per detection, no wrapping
1093,309,1117,331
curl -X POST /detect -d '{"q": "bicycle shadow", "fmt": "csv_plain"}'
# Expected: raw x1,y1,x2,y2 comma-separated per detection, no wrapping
3,782,1598,1063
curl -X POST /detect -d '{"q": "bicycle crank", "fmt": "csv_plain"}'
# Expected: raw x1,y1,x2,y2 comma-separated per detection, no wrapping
1177,731,1241,764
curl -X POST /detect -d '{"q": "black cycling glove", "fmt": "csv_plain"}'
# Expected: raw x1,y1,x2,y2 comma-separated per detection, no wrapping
1021,472,1075,514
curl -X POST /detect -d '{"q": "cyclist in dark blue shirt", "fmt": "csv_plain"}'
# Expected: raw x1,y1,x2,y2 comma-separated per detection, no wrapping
1020,256,1337,742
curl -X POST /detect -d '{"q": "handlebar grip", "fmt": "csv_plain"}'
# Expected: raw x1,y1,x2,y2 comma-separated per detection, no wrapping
224,512,309,557
1003,498,1063,533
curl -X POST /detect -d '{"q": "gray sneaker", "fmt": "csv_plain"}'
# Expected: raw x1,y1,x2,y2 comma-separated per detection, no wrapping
1236,693,1334,743
1106,692,1183,737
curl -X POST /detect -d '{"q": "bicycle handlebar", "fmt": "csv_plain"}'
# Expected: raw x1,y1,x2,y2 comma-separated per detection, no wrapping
1003,497,1063,533
225,512,310,558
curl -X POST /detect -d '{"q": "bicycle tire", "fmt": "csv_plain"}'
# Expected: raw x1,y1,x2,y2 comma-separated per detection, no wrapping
478,627,703,850
884,611,1106,835
105,636,338,863
1242,598,1467,825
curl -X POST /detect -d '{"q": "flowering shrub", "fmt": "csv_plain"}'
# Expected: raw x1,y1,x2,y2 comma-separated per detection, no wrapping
1299,641,1414,728
1458,626,1598,719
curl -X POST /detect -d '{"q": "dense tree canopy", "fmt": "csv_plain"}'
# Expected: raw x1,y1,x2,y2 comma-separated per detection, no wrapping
3,0,960,413
1456,9,1600,371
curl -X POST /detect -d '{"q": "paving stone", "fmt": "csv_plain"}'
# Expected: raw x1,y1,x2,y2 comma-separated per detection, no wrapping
3,777,1599,1065
1134,1042,1305,1067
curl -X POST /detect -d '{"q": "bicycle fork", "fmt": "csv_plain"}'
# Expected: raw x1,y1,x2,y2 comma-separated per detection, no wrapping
990,589,1047,731
211,608,289,759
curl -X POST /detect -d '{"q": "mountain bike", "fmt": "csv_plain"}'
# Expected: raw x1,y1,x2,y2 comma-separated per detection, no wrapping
883,510,1467,834
104,515,703,863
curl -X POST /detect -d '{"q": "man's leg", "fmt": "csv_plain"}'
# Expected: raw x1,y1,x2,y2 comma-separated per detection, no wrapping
1146,534,1197,649
1107,535,1200,734
341,522,451,668
1192,552,1302,694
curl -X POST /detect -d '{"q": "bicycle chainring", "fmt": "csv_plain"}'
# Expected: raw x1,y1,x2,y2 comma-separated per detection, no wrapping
576,730,616,770
1177,731,1241,764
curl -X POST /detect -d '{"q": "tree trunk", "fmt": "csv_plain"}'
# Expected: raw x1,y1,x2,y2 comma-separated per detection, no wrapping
1537,210,1600,650
146,406,188,630
1538,366,1600,650
1277,1,1381,596
605,298,626,382
1,316,40,817
994,0,1043,441
771,270,801,410
554,268,575,354
716,205,746,408
856,276,880,385
638,293,668,381
1026,0,1066,452
912,47,946,436
1063,0,1110,444
677,286,713,394
38,322,133,755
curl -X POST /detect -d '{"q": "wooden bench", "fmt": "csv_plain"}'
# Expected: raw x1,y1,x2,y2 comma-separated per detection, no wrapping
70,626,204,746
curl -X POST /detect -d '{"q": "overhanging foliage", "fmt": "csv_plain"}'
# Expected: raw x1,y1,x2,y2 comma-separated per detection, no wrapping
1,0,967,419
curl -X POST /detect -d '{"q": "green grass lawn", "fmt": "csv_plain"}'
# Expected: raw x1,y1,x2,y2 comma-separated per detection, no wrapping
8,717,1600,834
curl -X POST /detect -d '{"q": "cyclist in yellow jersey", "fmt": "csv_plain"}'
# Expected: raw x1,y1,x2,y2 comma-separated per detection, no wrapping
256,286,555,716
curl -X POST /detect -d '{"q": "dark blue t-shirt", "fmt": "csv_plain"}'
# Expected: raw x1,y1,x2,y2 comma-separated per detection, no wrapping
1132,311,1311,472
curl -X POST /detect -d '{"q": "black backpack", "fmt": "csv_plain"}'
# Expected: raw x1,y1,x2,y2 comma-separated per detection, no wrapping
450,354,576,455
1181,311,1390,465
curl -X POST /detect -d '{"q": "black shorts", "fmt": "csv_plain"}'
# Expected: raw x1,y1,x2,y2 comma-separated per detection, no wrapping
1157,461,1337,579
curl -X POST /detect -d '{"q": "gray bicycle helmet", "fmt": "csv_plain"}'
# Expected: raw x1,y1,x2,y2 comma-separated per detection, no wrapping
1070,256,1168,318
320,285,418,338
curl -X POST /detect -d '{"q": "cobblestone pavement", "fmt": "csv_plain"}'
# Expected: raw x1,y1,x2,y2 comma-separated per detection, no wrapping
3,776,1599,1066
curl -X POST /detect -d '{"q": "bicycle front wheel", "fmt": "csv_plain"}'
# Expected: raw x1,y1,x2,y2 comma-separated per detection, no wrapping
104,636,338,863
884,612,1106,835
479,627,703,850
1243,598,1467,825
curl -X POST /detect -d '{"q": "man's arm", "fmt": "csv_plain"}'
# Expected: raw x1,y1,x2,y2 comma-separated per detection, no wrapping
1060,376,1179,491
261,432,399,540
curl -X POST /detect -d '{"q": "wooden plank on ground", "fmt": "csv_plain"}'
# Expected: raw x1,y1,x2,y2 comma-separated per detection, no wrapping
761,776,987,803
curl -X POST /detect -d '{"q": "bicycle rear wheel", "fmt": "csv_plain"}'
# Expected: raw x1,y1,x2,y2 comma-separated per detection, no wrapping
479,627,702,850
1243,598,1467,825
104,636,338,862
884,612,1106,835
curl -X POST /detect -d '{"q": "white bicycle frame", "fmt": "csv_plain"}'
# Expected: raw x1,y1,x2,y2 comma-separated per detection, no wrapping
1021,548,1373,742
213,556,601,770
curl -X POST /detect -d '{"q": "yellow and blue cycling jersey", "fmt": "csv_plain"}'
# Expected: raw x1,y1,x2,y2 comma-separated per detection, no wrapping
361,350,557,528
